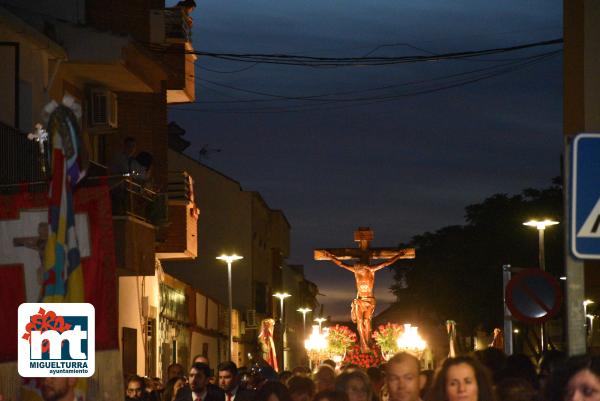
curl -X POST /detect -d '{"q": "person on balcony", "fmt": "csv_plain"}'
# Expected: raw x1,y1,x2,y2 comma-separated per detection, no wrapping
110,136,139,176
176,0,196,27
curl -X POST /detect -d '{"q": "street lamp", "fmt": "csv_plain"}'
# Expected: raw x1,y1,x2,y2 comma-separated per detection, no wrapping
273,292,291,370
314,317,327,330
216,254,243,361
297,307,312,337
523,219,559,271
523,218,558,352
273,292,291,323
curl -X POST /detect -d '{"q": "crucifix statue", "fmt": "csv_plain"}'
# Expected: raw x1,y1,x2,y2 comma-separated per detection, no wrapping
315,227,415,352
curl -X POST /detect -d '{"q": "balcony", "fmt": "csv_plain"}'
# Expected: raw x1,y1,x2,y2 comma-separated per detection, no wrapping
110,176,166,276
156,171,198,260
150,8,192,45
149,8,196,104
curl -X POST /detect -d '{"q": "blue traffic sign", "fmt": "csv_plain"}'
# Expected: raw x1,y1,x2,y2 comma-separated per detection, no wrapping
571,133,600,259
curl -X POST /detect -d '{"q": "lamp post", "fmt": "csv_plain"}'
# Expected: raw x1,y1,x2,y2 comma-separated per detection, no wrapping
297,307,312,338
523,219,559,271
523,219,559,352
216,254,243,361
273,292,291,370
314,317,326,331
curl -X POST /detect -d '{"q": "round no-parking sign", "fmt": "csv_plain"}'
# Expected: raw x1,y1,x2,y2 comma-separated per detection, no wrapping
505,268,562,324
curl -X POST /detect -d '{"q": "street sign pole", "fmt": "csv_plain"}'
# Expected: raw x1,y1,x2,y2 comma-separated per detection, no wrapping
566,137,587,355
503,265,514,355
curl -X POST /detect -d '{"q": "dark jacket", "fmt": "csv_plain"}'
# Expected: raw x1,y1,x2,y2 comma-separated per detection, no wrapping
175,385,225,401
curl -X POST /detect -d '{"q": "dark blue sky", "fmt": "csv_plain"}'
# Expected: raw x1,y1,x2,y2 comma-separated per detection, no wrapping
167,0,563,320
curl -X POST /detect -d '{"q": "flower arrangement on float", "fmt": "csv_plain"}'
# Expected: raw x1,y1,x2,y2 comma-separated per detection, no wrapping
326,325,356,365
372,322,404,360
342,344,383,368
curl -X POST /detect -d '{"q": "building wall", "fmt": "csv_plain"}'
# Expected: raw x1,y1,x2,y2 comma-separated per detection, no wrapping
165,150,254,310
0,23,56,132
119,274,161,376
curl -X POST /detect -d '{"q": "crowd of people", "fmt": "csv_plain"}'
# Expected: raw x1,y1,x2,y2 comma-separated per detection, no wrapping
122,349,600,401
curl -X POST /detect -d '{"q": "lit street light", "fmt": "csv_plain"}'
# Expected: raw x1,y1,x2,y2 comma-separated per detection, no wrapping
216,254,243,361
314,317,326,330
523,219,559,271
297,307,312,337
523,218,558,352
273,292,291,370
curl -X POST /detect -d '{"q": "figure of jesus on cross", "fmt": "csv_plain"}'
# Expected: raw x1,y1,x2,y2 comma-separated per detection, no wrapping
315,227,415,352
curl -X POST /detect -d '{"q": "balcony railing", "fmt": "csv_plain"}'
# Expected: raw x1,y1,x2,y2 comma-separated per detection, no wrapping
150,8,192,44
0,122,46,186
164,7,192,43
109,175,168,226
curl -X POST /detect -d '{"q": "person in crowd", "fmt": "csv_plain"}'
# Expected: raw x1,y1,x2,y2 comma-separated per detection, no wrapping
497,354,538,389
418,371,434,401
164,377,187,401
168,363,186,381
537,350,566,393
545,355,600,401
314,365,337,393
322,360,337,371
218,361,255,401
425,356,495,401
176,362,224,401
292,366,313,378
248,364,279,391
191,355,224,394
366,367,384,401
495,378,536,401
385,353,424,401
279,371,294,385
287,376,315,401
126,375,147,401
473,348,506,384
254,382,292,401
41,377,80,401
314,390,350,401
336,370,372,401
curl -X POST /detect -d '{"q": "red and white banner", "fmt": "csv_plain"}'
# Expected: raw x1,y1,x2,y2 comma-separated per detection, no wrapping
0,184,118,361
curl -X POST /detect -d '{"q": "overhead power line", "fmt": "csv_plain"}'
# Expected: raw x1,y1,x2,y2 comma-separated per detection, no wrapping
177,38,562,67
169,49,561,114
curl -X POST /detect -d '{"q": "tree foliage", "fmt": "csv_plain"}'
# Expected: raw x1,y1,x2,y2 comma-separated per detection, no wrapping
390,179,563,334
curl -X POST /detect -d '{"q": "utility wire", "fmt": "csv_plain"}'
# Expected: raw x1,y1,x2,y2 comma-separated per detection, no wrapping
176,38,562,67
170,49,560,114
184,49,561,104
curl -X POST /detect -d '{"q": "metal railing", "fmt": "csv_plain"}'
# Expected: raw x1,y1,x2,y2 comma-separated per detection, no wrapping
109,175,167,225
164,7,192,43
0,122,46,185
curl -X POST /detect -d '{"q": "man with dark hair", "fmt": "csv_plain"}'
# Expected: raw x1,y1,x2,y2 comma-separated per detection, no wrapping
218,361,255,401
176,363,225,401
167,362,185,381
125,375,147,400
385,353,424,401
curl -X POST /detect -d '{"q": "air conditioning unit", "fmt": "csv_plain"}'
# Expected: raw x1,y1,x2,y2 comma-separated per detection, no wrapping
89,88,118,128
246,309,257,328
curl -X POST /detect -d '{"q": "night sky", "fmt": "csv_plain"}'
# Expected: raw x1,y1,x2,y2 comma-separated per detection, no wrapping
167,0,563,320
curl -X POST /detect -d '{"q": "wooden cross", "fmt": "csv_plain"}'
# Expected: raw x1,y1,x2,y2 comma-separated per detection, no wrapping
314,227,415,263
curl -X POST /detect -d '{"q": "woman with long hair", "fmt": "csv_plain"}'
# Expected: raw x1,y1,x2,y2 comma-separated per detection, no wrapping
426,356,495,401
544,355,600,401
